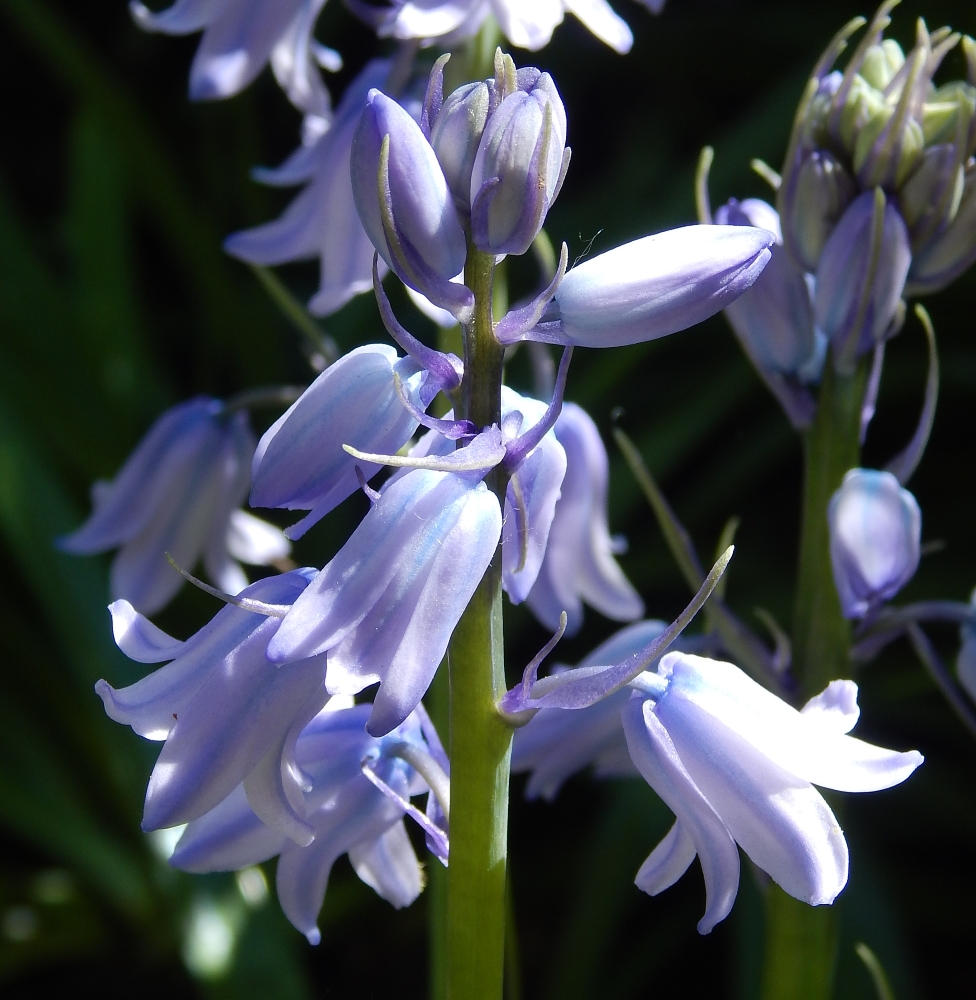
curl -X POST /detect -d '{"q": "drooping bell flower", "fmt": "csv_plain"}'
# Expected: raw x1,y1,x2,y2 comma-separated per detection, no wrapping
171,703,435,943
249,344,425,539
622,653,922,932
828,468,922,620
130,0,338,116
268,469,502,736
59,397,289,615
526,402,643,635
97,569,331,846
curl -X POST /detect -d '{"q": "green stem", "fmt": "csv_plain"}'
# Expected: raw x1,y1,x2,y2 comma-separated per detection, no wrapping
760,359,866,1000
445,247,511,1000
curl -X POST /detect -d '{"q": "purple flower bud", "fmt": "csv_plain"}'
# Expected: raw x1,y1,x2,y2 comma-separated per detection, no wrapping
814,191,911,370
716,199,824,384
828,469,921,620
250,345,424,540
781,149,856,273
58,398,287,615
268,469,502,736
469,69,569,255
429,80,492,215
544,225,774,348
351,89,472,317
898,144,965,252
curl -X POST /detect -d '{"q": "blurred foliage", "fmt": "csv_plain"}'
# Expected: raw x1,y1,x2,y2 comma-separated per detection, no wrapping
0,0,975,997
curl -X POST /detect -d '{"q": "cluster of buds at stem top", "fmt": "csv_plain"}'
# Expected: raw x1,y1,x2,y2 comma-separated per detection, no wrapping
778,3,976,372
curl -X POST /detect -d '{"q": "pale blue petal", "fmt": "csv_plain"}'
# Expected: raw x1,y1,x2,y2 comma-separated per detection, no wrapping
634,820,697,895
348,821,424,908
108,600,185,663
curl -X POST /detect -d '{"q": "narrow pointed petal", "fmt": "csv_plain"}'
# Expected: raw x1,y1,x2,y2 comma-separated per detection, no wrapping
108,600,185,663
544,226,774,348
348,821,424,908
634,820,697,895
622,697,740,934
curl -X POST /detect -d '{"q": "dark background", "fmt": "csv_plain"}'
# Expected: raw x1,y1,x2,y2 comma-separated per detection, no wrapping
1,0,974,996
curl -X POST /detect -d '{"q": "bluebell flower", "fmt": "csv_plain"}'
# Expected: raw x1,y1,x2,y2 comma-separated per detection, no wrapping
352,88,474,319
715,197,825,427
356,0,645,54
530,225,775,348
622,653,922,932
268,469,502,736
526,402,643,635
59,397,289,615
171,703,437,943
98,569,332,846
828,468,922,620
225,59,391,317
130,0,338,115
249,344,426,539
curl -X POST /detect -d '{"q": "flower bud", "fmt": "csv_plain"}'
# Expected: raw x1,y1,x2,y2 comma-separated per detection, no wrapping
469,67,569,255
853,101,925,189
782,150,856,273
898,144,965,250
814,190,910,370
905,160,976,294
859,40,905,92
351,88,470,314
429,80,491,215
837,75,887,155
828,469,921,620
716,199,823,383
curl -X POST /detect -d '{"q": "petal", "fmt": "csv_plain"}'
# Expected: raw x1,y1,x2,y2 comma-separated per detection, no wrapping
109,599,185,663
550,226,774,347
622,697,740,934
634,820,697,895
348,821,424,908
563,0,633,53
388,0,481,39
491,0,563,50
226,510,292,564
170,784,288,873
129,0,221,34
800,679,860,734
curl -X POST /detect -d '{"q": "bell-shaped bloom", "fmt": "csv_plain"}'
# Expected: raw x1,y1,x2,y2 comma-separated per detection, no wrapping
130,0,336,116
249,345,424,539
96,569,335,845
814,191,911,368
623,652,922,933
716,199,824,383
469,69,569,255
225,59,389,316
535,225,774,347
268,469,502,736
361,0,639,54
828,468,922,620
58,397,289,615
351,89,472,318
171,703,430,943
526,402,643,635
512,619,671,799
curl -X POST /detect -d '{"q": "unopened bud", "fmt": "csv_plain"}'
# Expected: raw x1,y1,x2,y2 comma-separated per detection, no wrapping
859,39,905,91
469,60,569,255
782,149,856,272
828,468,921,620
429,80,491,215
898,144,964,249
853,103,925,189
837,75,886,155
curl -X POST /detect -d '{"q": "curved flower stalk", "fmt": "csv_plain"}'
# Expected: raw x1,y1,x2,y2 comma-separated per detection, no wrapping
828,468,922,620
268,469,502,736
171,703,442,943
58,397,290,615
97,569,335,846
225,59,391,316
130,0,338,116
621,653,921,932
354,0,665,54
526,402,643,635
714,197,825,429
249,344,427,539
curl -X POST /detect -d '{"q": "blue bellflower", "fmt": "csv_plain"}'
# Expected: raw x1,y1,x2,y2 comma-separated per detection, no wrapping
526,402,643,635
828,468,922,620
622,653,921,932
130,0,339,116
268,469,502,736
59,397,290,615
171,703,434,943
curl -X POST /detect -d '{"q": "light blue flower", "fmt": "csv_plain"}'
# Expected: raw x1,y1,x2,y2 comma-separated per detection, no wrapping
59,397,289,615
828,468,922,620
526,402,643,635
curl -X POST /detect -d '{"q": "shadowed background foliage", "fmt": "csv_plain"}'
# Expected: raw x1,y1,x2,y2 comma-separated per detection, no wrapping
0,0,974,996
